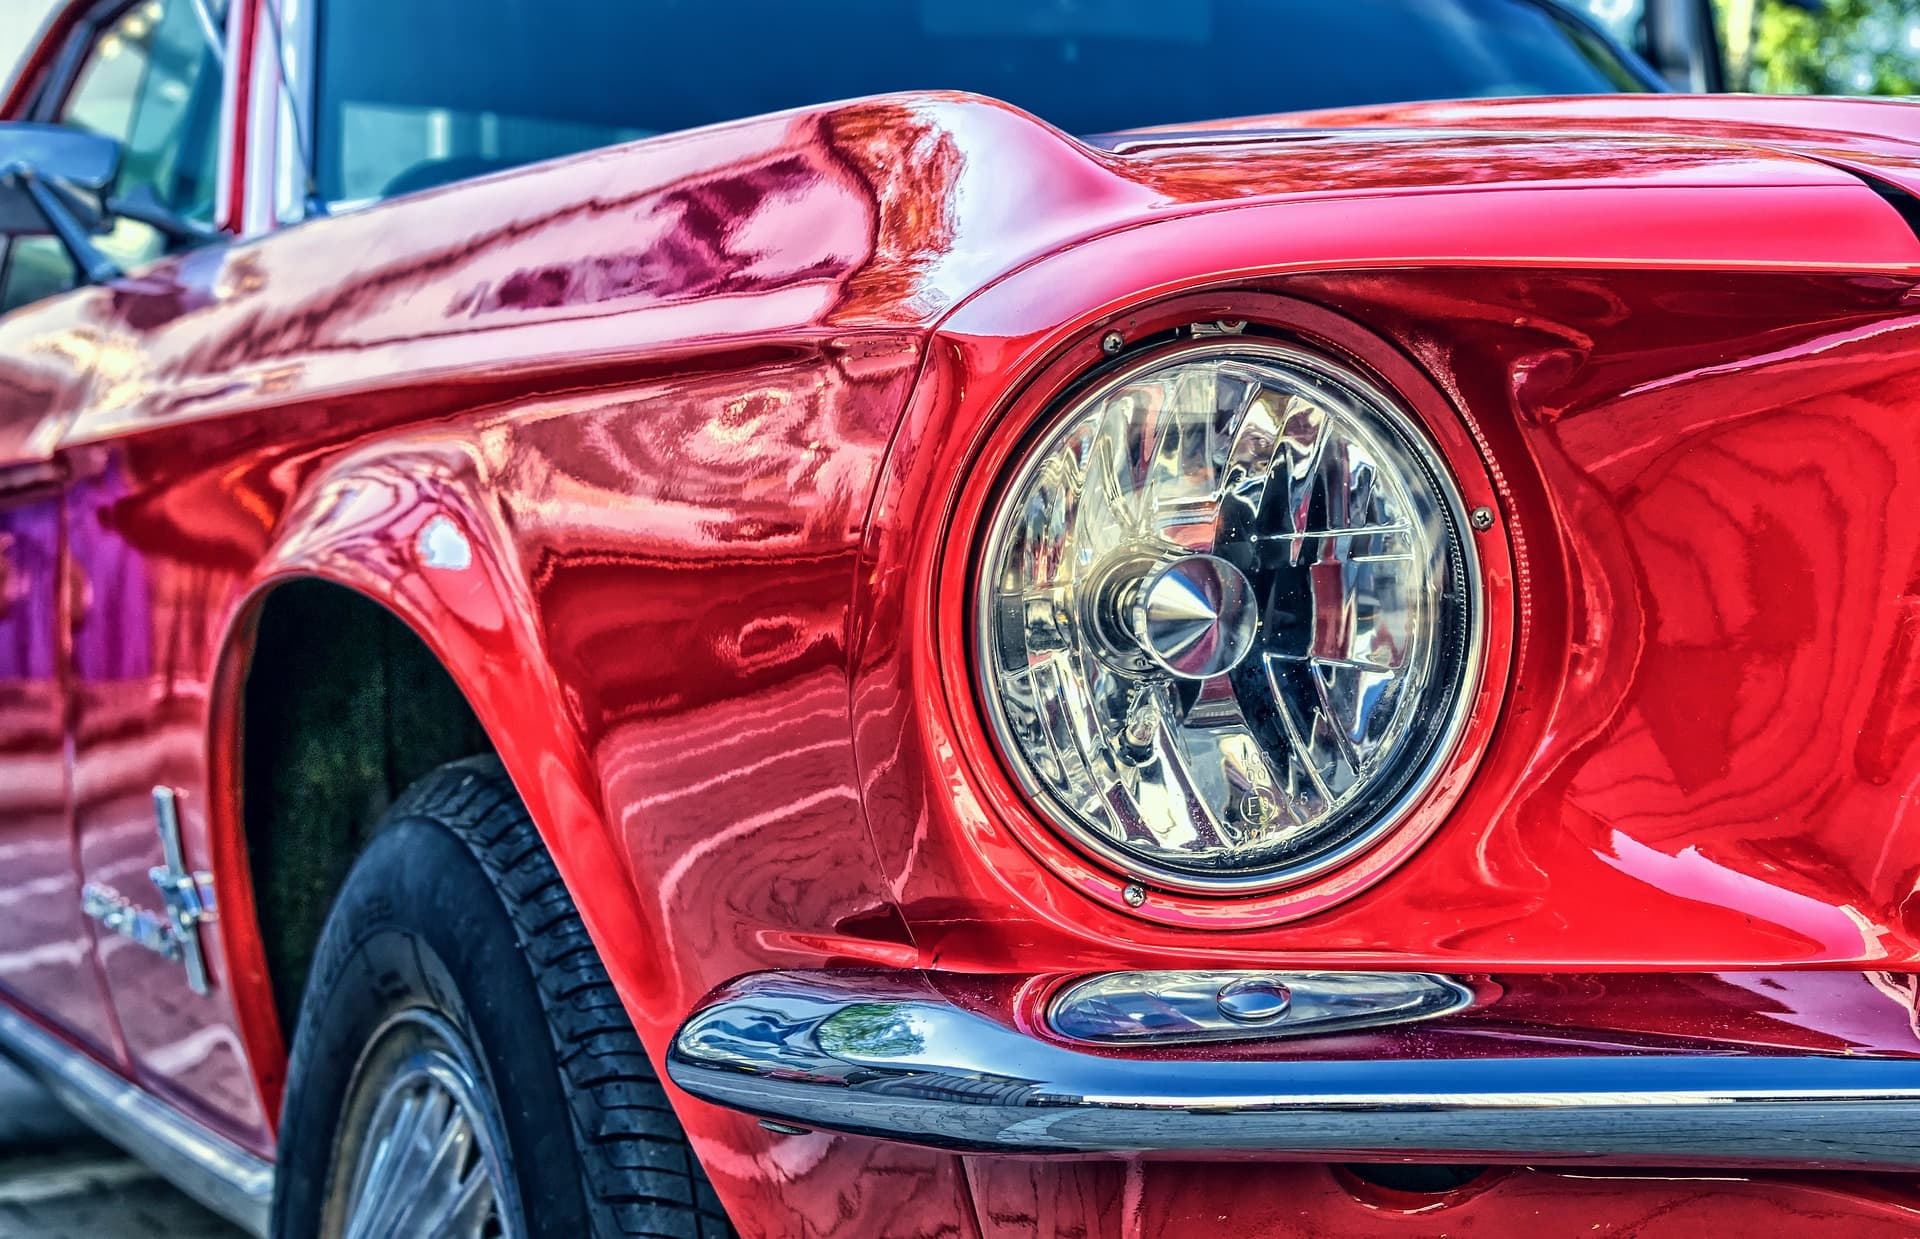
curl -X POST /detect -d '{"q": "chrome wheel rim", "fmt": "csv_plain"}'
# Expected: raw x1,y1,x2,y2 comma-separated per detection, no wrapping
326,1009,519,1239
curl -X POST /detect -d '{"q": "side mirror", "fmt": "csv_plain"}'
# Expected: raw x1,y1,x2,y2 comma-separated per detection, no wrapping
0,122,124,284
0,122,120,234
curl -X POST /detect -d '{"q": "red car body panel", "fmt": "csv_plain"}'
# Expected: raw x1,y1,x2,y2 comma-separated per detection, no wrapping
8,0,1920,1224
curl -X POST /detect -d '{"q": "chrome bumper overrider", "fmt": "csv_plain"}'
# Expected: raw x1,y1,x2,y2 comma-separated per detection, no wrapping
667,970,1920,1169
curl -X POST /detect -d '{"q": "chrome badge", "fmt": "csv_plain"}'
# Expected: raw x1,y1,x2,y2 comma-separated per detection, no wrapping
81,786,215,995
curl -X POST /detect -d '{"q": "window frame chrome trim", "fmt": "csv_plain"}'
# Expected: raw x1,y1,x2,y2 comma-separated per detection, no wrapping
669,970,1920,1169
239,0,276,234
267,0,314,227
239,0,315,235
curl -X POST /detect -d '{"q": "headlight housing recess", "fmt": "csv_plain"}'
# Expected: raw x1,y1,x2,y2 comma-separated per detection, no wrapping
976,341,1480,893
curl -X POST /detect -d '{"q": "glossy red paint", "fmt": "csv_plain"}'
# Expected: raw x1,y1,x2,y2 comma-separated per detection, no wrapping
854,148,1920,958
0,285,125,1067
963,1163,1920,1238
8,20,1920,1228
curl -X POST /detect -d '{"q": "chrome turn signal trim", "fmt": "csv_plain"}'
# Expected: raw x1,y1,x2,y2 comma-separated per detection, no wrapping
1049,969,1472,1043
668,970,1920,1169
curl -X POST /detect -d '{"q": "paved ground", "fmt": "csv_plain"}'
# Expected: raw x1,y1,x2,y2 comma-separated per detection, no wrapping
0,1058,242,1238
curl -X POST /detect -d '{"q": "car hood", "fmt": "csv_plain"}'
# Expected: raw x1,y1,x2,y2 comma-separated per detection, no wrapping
1090,93,1920,202
75,91,1920,449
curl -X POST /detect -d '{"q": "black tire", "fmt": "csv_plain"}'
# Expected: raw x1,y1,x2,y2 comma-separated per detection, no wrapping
273,756,733,1239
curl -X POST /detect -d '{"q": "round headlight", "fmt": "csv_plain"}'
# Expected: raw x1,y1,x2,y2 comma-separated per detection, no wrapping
976,341,1479,892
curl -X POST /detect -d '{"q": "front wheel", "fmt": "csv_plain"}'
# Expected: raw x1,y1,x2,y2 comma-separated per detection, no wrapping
272,757,731,1239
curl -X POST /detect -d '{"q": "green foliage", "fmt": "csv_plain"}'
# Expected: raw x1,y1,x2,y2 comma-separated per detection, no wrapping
1745,0,1920,94
816,1004,927,1059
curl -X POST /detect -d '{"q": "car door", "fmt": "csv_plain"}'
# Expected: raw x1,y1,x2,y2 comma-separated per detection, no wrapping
42,0,281,1143
0,0,204,1063
0,305,112,1057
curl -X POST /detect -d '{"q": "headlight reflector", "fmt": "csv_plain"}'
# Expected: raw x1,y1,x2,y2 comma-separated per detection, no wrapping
976,342,1478,892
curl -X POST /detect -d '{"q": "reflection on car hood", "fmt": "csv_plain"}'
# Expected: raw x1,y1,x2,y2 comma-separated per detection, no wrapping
1092,93,1920,201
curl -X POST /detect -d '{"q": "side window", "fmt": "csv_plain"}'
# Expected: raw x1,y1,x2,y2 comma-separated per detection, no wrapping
108,0,228,223
0,0,228,316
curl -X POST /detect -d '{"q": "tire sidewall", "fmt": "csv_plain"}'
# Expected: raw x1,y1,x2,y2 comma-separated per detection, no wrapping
272,815,591,1238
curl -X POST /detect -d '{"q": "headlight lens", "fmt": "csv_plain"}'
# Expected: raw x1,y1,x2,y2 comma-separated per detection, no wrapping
976,342,1478,892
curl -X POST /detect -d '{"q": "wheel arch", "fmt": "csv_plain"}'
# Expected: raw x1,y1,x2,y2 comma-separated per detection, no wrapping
204,440,662,1129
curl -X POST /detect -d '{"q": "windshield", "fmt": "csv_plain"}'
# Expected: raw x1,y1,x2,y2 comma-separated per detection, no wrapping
314,0,1654,204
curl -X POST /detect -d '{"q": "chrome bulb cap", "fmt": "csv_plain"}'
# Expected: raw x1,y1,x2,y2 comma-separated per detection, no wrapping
1132,553,1258,680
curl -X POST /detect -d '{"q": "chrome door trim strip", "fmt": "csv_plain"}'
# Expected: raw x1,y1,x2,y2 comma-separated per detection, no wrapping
668,969,1920,1169
0,1002,273,1236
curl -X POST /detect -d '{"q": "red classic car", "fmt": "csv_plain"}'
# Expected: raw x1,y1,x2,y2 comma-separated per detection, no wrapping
5,0,1920,1236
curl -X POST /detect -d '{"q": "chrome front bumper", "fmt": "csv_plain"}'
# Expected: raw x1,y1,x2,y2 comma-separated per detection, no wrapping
666,970,1920,1170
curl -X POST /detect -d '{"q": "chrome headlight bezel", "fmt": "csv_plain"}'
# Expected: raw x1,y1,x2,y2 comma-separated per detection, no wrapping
971,338,1485,896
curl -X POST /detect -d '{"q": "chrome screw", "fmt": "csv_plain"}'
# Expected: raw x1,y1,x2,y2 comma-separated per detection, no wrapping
1469,505,1496,532
1122,882,1147,907
1118,710,1157,766
1101,331,1125,356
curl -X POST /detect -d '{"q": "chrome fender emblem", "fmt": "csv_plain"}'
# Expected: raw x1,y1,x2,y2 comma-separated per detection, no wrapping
80,787,215,995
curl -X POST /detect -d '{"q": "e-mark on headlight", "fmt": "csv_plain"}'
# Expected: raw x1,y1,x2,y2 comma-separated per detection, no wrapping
976,341,1479,893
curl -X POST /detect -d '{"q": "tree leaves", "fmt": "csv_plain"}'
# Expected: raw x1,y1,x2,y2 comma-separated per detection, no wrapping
1740,0,1920,94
